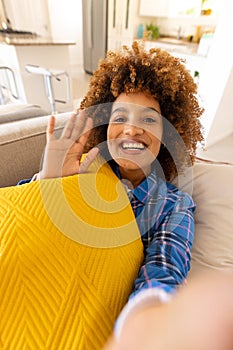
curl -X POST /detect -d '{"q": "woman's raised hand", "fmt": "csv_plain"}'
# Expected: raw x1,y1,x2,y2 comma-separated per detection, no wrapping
39,111,99,179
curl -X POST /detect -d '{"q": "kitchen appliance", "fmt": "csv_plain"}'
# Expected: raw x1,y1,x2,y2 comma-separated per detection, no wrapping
82,0,108,74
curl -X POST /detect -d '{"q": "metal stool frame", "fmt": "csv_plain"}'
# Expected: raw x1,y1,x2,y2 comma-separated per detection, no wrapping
25,64,71,114
0,66,20,105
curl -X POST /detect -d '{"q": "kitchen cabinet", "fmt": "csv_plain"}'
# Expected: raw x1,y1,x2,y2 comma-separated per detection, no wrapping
139,0,202,18
107,0,141,51
173,0,202,17
3,0,51,36
139,0,172,17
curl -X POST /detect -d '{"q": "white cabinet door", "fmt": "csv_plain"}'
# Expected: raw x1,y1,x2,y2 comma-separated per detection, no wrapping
5,0,50,36
108,0,119,50
108,0,140,51
139,0,171,17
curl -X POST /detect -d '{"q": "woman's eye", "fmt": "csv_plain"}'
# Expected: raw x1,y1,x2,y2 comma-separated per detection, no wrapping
111,115,126,123
143,116,157,124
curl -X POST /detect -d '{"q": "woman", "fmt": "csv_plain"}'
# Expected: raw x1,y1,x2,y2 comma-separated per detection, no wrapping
20,41,203,340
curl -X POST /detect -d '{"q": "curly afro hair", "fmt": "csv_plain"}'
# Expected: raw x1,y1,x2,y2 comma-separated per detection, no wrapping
80,41,204,181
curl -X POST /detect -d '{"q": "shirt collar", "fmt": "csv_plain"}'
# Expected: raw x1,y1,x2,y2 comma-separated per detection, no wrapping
110,161,159,204
132,172,159,204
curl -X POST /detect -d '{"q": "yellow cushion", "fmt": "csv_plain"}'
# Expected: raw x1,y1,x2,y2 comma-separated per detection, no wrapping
0,157,143,350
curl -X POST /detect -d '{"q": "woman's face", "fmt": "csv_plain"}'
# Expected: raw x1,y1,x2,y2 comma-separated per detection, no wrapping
107,92,163,178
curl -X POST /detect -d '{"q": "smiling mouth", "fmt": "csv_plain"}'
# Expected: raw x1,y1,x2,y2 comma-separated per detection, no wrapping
121,141,146,151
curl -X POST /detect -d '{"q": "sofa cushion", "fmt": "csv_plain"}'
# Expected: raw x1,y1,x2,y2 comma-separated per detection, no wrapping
0,104,48,124
0,158,143,349
179,162,233,275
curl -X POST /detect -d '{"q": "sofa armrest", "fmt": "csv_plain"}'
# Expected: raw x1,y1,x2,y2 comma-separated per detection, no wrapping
0,104,48,124
0,112,71,187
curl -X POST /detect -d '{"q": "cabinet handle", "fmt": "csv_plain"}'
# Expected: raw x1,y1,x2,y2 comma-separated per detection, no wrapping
125,0,130,29
87,0,93,48
113,0,116,28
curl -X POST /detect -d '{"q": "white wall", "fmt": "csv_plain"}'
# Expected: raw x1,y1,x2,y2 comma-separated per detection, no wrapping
47,0,83,67
198,0,233,146
205,66,233,146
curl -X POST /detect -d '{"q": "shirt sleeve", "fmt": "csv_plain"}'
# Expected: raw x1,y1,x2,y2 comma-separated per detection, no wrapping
114,287,172,339
130,191,195,298
17,173,39,185
114,191,195,337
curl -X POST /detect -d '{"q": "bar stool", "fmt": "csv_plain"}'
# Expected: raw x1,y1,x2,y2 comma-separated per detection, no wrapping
25,64,71,113
0,66,20,104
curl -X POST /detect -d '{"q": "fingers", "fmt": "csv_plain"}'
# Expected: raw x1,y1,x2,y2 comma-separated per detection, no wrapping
60,113,77,139
70,110,92,142
46,115,56,142
61,110,92,143
77,117,93,147
79,147,99,173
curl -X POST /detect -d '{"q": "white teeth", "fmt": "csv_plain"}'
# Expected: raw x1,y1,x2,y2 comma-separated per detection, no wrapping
122,142,145,150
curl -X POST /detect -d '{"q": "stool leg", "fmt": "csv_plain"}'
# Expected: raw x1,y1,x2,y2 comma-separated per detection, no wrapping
0,85,5,104
44,75,56,114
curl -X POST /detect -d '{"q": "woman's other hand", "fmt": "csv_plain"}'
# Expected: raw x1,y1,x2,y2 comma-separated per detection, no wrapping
39,111,99,179
103,272,233,350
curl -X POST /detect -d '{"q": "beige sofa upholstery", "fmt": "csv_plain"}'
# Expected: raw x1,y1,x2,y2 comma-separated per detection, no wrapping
0,104,48,124
0,112,70,187
0,112,232,275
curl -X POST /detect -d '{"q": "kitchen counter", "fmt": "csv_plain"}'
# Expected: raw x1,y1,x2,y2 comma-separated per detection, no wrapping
143,37,199,56
0,34,75,46
0,37,75,112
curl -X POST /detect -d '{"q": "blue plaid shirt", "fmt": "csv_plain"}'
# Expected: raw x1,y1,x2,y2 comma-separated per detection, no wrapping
112,164,195,299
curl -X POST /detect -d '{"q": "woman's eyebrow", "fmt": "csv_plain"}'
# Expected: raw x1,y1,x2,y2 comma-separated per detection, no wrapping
111,105,161,116
143,107,161,115
111,106,128,115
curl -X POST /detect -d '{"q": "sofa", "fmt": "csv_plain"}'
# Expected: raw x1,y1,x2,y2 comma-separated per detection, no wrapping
0,110,233,272
0,110,233,349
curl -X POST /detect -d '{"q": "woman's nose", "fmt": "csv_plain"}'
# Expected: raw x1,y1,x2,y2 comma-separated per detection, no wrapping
123,123,144,136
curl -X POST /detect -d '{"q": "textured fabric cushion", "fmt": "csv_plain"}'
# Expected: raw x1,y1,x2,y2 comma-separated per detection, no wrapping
179,162,233,275
0,158,143,350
